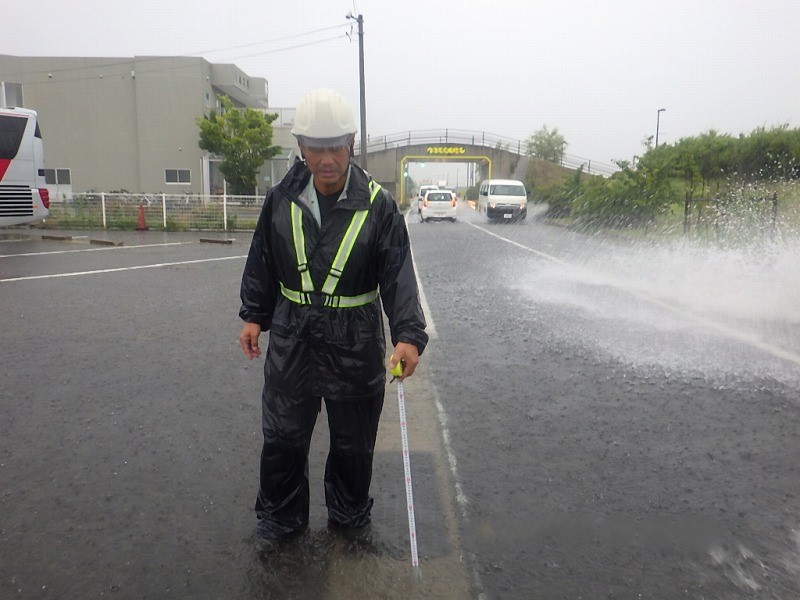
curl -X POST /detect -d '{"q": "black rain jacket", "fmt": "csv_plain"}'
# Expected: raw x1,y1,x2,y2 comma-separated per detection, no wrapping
239,160,428,401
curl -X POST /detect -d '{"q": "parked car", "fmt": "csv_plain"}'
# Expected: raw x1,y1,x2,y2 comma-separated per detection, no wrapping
420,189,457,222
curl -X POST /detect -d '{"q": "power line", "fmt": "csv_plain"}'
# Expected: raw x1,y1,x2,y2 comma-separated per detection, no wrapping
7,22,350,80
190,23,350,58
218,33,349,61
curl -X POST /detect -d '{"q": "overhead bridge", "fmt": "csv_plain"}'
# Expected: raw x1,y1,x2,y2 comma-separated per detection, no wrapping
353,129,618,199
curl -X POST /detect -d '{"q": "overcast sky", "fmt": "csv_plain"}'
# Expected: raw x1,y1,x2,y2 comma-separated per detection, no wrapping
3,0,799,179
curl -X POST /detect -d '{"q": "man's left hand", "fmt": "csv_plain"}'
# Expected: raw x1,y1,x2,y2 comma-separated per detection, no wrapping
389,342,419,380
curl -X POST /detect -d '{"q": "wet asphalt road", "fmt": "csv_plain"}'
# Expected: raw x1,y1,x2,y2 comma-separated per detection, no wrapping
2,207,800,599
409,205,800,599
0,229,467,599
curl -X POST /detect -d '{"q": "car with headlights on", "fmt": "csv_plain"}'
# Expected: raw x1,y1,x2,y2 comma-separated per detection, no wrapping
420,189,457,222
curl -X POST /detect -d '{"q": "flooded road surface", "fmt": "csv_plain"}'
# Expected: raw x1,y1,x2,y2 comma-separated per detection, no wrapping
2,214,799,599
408,204,800,598
0,230,467,599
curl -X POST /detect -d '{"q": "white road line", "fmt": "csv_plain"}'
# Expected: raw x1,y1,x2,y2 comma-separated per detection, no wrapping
428,354,486,599
2,237,439,346
624,287,800,367
0,241,192,258
408,227,483,595
0,255,247,283
409,245,438,340
466,221,570,265
434,392,469,519
466,221,800,368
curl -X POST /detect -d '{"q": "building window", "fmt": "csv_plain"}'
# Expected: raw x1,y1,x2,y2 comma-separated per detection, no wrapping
165,169,191,184
44,168,72,184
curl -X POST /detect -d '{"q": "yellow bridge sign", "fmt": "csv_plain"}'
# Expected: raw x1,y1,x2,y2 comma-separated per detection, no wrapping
426,147,467,155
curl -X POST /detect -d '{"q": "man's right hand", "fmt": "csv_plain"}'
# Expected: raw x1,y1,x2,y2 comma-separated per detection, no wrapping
239,322,262,359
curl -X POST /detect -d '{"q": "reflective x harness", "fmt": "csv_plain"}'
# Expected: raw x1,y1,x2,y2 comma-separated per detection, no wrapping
280,181,382,308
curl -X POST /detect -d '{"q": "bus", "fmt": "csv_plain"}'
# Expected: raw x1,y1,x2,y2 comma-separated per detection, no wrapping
0,107,49,227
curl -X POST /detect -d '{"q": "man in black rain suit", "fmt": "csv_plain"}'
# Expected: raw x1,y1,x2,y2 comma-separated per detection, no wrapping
238,88,428,550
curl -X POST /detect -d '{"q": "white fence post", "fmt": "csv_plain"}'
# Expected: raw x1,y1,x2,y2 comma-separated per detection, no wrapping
162,193,167,229
223,181,228,232
101,193,107,228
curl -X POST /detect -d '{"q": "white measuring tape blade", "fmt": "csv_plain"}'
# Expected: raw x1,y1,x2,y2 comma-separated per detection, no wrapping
397,381,420,567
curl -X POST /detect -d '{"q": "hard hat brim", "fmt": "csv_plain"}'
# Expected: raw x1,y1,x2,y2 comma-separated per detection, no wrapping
295,133,355,149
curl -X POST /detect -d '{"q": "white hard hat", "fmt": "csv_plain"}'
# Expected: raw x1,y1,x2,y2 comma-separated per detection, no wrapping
291,88,357,147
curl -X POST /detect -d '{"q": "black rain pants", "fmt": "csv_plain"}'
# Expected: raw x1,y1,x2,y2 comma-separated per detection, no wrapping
255,386,384,541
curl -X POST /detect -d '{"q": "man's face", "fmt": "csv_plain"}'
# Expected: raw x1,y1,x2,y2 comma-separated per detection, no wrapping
302,141,353,195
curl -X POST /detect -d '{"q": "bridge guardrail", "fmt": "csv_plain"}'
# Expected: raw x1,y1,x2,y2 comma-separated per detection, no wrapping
354,129,619,177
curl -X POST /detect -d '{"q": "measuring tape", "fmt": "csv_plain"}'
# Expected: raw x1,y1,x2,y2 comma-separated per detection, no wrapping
396,380,420,567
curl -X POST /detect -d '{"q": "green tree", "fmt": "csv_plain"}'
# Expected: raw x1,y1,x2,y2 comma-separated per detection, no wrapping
197,95,282,195
571,159,674,228
525,125,567,164
538,164,586,218
736,125,800,181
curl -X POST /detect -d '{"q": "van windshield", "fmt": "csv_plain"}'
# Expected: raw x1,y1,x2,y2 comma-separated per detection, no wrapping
489,184,526,196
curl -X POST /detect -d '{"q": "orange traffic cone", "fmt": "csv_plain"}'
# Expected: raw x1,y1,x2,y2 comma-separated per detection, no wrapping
136,204,149,231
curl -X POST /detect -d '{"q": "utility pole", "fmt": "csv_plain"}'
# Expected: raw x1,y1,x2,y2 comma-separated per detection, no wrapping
347,13,367,171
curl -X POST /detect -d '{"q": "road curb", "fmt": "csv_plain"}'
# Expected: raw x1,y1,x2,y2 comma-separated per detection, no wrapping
89,238,124,246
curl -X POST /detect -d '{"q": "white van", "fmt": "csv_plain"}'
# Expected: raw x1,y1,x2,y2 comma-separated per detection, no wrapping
477,179,527,221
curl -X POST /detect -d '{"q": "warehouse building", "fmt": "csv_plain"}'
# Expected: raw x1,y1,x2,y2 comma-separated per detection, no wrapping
0,54,298,199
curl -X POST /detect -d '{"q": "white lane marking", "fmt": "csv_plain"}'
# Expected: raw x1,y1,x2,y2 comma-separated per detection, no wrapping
624,287,800,367
433,390,469,518
0,241,192,258
428,364,486,599
466,221,800,368
0,255,247,283
466,221,570,265
410,245,438,340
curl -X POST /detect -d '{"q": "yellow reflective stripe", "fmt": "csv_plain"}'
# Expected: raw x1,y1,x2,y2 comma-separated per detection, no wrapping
322,209,368,295
320,181,383,296
369,180,382,202
288,181,383,302
290,203,314,292
279,283,378,308
324,289,379,308
279,282,307,304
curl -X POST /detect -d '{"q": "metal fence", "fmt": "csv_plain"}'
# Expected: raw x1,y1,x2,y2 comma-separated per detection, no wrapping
683,192,780,241
46,193,263,232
